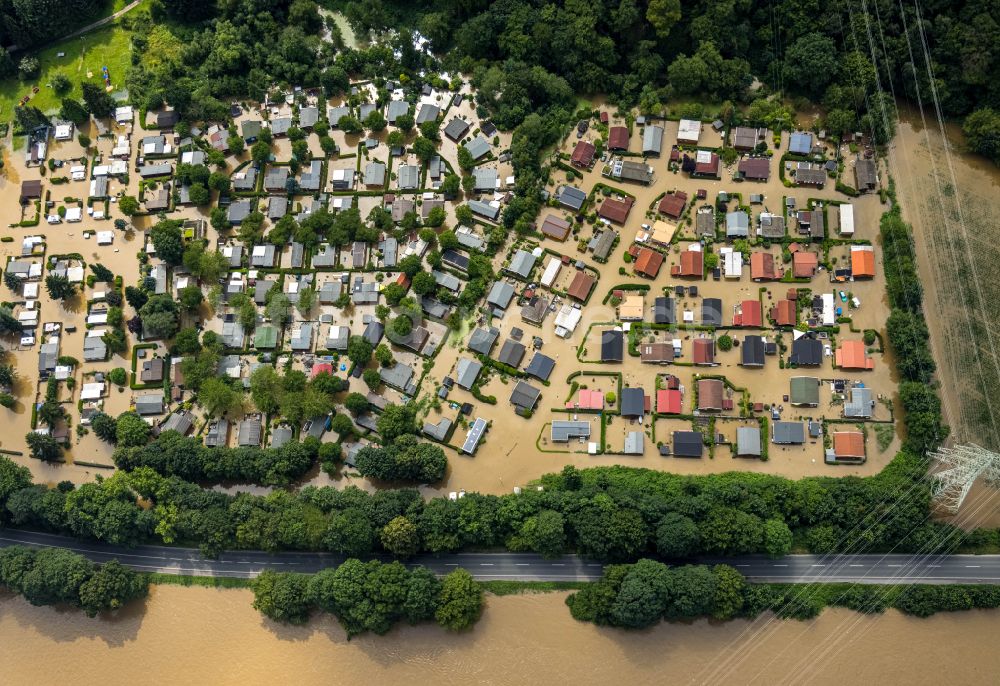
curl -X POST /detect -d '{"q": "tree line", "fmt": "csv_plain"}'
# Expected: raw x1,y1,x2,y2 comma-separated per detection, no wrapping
0,545,148,617
251,559,482,635
568,559,1000,629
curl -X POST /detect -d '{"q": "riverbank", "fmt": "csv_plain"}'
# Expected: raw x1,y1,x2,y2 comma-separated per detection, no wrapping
3,584,1000,684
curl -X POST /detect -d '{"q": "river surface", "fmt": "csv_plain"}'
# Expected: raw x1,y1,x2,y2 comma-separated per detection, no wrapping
2,584,1000,684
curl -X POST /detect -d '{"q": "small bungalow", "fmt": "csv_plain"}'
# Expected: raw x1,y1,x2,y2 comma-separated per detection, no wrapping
697,379,724,411
835,340,875,370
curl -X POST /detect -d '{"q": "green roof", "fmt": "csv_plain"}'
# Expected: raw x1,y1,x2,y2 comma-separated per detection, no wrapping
789,376,820,406
254,325,278,349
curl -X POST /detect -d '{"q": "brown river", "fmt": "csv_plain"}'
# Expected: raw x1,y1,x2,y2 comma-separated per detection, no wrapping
2,585,1000,684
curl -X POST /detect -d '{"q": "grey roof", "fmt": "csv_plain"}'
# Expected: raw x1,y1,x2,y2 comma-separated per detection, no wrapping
736,426,762,456
624,431,644,455
653,297,675,325
422,416,452,442
264,166,289,191
509,381,541,411
289,323,314,351
456,358,483,389
498,340,526,368
444,118,470,140
238,419,262,446
398,165,419,189
741,335,766,367
227,200,252,224
351,278,378,304
365,161,386,186
441,248,469,271
464,136,491,160
525,353,555,381
90,175,109,198
487,281,515,309
312,244,337,267
380,362,416,394
551,420,591,442
38,341,59,372
254,277,276,305
328,106,350,125
462,417,488,454
139,163,172,178
83,335,107,361
844,386,874,418
325,325,349,350
299,106,319,128
380,237,398,267
386,100,410,123
318,280,342,304
270,117,292,136
415,104,439,125
270,425,293,448
161,412,193,436
241,120,263,139
421,297,451,320
758,213,785,238
358,103,375,121
433,270,461,292
672,431,704,457
642,125,664,154
232,167,257,191
363,320,385,346
726,211,750,238
789,131,813,155
455,228,486,251
621,387,645,417
468,327,499,355
592,230,617,260
204,419,229,447
299,160,323,191
222,320,245,348
251,244,277,267
790,337,823,366
506,250,536,279
557,185,586,210
473,167,498,191
134,394,164,415
468,200,500,220
702,298,723,327
290,242,305,269
601,329,624,362
772,421,805,444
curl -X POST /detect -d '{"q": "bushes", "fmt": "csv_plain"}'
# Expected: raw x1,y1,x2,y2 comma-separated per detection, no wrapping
0,546,147,617
251,561,483,636
355,434,447,483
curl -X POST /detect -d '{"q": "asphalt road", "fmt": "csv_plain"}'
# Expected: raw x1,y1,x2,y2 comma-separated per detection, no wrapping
3,529,1000,584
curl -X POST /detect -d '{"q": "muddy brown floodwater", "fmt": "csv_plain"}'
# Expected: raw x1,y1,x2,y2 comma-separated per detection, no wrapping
2,585,1000,684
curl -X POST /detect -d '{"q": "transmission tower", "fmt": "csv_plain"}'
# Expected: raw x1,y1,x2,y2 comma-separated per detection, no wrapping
929,444,1000,513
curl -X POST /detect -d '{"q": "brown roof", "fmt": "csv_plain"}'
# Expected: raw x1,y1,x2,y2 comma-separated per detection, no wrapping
571,140,596,167
640,343,674,364
540,215,572,241
634,248,664,278
20,180,41,201
675,250,703,278
141,358,164,382
750,252,782,280
833,431,866,459
608,126,629,150
792,251,818,278
567,271,596,302
598,197,633,224
692,338,715,365
657,193,686,218
738,157,770,180
694,153,720,176
771,300,797,326
698,379,724,410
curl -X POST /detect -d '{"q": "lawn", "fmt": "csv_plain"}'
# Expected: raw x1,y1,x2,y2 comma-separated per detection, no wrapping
0,20,133,123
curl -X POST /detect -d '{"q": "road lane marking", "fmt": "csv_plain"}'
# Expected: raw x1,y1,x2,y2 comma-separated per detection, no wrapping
480,563,494,566
966,565,981,568
516,563,529,566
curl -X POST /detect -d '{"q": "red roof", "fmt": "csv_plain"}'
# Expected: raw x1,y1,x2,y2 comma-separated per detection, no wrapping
792,251,818,278
657,389,682,414
600,111,609,124
571,140,596,167
697,379,724,410
835,340,874,370
567,271,596,301
734,299,763,327
566,389,604,410
771,300,797,326
692,338,715,365
311,362,333,378
750,252,782,280
674,250,703,278
634,248,664,278
598,197,634,224
608,126,629,150
851,247,876,278
540,215,572,241
694,152,720,176
395,273,411,289
833,431,866,459
657,193,686,218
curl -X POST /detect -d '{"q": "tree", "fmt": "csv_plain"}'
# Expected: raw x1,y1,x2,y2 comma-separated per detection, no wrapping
138,294,179,339
199,378,242,417
763,518,793,558
150,220,185,265
440,173,460,198
413,136,437,163
347,335,373,367
45,274,76,301
435,569,482,631
81,82,114,118
91,412,118,443
647,0,681,37
251,140,271,166
249,366,282,415
51,73,71,95
324,509,375,556
783,34,839,96
390,315,412,338
26,432,61,461
364,110,387,132
116,411,150,448
455,204,474,226
344,392,369,415
374,343,394,367
395,112,414,132
419,119,440,141
656,512,701,558
78,559,148,617
337,115,362,134
108,367,128,387
118,196,140,216
456,146,474,171
296,286,315,316
375,404,417,442
179,285,204,312
251,571,313,624
124,286,148,311
963,108,1000,165
717,334,733,352
59,98,89,126
519,510,566,558
266,293,292,328
18,56,39,79
381,516,420,557
207,171,230,193
362,368,381,390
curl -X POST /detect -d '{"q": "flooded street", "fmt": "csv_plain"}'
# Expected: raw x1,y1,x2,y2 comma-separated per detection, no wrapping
2,584,1000,684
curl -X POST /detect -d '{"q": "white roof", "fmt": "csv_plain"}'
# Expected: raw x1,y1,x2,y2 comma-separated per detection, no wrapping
695,150,713,164
554,303,582,335
65,207,82,222
67,266,85,282
115,106,134,123
54,124,72,139
96,231,114,244
22,282,38,298
821,293,835,326
678,119,702,142
721,247,743,278
839,203,855,235
87,313,108,325
540,258,562,288
80,383,104,400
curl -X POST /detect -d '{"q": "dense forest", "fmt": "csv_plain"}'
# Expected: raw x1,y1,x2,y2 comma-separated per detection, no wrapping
0,0,104,48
